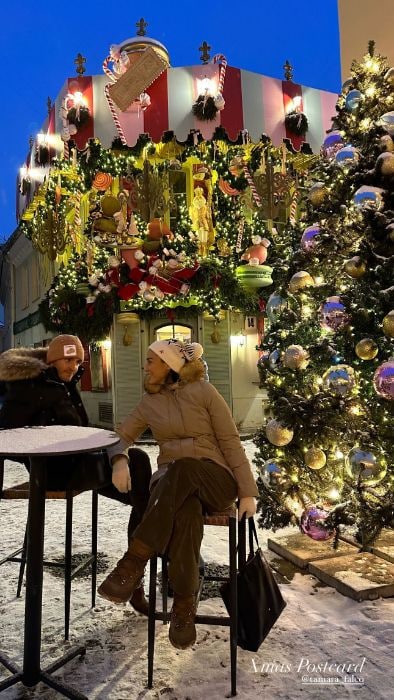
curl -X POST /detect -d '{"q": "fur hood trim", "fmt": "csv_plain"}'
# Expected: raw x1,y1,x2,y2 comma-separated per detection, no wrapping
0,347,49,382
177,358,205,385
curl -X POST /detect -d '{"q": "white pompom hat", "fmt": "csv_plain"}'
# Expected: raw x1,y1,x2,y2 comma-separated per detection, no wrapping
149,339,204,373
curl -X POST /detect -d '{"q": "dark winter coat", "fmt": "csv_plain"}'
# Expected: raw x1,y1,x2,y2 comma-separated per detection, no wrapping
0,347,108,490
0,347,88,429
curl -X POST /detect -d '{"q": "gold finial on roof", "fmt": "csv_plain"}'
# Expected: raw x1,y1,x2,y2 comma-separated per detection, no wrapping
283,59,293,81
74,53,86,75
199,41,211,64
136,18,148,36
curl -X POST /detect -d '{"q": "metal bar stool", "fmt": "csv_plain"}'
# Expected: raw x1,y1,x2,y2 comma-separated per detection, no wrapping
147,504,246,697
0,457,98,641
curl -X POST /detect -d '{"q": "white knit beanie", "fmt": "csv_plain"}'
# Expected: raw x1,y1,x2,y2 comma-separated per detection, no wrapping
149,339,204,373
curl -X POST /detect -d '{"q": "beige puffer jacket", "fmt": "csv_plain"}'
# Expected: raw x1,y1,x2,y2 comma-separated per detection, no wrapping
112,379,258,499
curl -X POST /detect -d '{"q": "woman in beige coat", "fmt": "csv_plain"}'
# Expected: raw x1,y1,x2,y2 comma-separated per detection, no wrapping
98,339,258,649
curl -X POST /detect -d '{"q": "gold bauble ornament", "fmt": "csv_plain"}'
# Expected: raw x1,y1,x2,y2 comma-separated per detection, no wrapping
376,152,394,175
379,134,394,152
304,448,326,470
288,271,315,293
382,310,394,338
355,338,379,360
266,419,294,446
343,256,367,279
283,344,310,370
308,182,327,206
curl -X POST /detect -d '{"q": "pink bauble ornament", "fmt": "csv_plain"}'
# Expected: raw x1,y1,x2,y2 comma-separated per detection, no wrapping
319,296,349,332
300,506,334,541
373,360,394,400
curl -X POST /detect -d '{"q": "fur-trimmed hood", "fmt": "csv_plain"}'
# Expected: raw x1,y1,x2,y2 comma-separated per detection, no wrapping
0,347,49,382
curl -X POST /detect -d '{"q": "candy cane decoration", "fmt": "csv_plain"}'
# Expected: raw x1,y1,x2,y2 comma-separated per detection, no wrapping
236,218,245,253
104,84,127,145
213,54,227,95
243,163,262,207
102,54,117,82
290,189,299,224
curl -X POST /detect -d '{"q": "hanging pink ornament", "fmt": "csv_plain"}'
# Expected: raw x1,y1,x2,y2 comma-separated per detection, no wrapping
300,506,334,541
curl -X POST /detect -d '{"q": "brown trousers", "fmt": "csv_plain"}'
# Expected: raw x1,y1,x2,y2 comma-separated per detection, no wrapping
132,458,238,596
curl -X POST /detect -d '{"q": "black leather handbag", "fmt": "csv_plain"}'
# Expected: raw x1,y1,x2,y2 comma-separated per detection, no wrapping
221,517,287,652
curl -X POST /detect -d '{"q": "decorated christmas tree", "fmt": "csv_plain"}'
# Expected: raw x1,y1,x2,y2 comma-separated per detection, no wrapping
254,42,394,547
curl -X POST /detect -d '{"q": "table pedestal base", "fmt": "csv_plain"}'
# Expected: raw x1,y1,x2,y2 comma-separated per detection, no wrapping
0,646,88,699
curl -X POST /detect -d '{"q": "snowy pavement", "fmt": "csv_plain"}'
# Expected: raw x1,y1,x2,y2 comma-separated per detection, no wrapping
0,441,392,699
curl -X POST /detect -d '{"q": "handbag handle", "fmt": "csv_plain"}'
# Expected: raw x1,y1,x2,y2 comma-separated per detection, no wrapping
248,516,260,555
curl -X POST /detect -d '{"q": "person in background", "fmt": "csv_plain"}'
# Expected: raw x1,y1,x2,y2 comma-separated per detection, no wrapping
98,338,258,650
0,334,151,614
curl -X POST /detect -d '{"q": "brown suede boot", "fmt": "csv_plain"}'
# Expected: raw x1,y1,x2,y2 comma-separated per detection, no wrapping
129,583,149,616
98,539,154,604
169,593,197,649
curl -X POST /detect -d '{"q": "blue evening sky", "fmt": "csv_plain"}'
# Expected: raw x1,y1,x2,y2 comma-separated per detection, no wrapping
0,0,341,242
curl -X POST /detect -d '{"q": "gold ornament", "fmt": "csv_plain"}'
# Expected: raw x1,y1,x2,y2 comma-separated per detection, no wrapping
211,328,221,344
382,310,394,338
266,419,294,446
343,256,366,279
283,344,310,369
308,182,327,206
355,338,379,360
304,448,326,470
216,238,232,256
377,152,394,175
379,134,394,152
31,208,69,261
289,271,314,293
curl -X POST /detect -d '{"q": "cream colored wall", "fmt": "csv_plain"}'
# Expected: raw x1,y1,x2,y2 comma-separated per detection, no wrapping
229,312,267,430
338,0,394,80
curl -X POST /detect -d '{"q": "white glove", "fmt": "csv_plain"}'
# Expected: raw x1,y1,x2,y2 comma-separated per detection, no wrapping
112,457,131,493
238,497,257,520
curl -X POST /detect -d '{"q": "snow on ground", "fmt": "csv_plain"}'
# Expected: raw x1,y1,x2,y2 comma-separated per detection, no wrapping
0,441,393,699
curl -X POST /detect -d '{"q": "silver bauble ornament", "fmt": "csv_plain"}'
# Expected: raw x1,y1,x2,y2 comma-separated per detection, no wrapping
268,349,282,371
322,365,356,396
266,419,294,446
283,344,310,370
379,111,394,136
261,459,285,487
321,131,343,159
335,145,359,168
345,89,362,112
354,185,384,209
266,292,287,322
346,447,387,486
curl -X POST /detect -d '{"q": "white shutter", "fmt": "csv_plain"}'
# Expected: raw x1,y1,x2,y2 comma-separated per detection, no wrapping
112,317,143,425
201,313,232,409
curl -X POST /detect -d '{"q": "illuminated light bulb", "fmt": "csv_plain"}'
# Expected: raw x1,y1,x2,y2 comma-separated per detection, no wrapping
365,85,375,97
334,449,344,459
314,276,324,285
